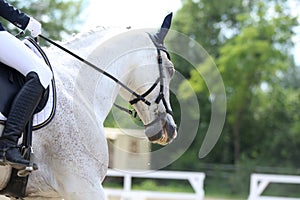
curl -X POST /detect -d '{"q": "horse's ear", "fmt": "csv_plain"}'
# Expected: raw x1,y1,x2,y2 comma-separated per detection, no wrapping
156,12,173,44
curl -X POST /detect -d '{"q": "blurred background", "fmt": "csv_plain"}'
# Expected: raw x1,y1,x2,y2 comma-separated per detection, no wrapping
2,0,299,199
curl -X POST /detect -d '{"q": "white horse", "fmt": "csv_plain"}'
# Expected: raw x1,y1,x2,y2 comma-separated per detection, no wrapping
0,13,177,199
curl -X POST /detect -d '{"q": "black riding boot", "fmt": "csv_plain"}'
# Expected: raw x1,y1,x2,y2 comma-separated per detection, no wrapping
0,72,44,170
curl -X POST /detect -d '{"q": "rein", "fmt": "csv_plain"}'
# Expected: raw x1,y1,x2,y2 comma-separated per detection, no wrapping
39,35,150,107
39,34,173,121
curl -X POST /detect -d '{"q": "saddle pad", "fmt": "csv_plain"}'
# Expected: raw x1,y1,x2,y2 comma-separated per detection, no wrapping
0,37,56,130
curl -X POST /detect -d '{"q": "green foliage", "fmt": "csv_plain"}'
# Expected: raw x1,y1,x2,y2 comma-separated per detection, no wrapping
132,179,194,193
217,1,298,163
103,177,194,193
173,0,253,56
170,0,299,164
1,0,87,42
167,0,300,196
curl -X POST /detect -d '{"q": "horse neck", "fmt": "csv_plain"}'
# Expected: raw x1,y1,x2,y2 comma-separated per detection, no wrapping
65,29,154,122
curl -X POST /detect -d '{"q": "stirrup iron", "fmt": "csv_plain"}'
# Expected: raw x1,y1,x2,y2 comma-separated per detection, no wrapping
17,147,36,177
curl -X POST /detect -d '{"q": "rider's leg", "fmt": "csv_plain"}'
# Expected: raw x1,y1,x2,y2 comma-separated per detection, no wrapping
0,31,52,169
0,31,52,88
0,72,44,169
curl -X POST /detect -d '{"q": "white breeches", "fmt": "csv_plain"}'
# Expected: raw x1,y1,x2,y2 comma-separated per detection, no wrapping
0,31,52,88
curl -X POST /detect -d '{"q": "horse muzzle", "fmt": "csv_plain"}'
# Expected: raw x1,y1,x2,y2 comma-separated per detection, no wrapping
144,113,177,145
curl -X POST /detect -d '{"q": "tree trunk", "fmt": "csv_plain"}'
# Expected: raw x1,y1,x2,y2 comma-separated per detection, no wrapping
233,119,241,164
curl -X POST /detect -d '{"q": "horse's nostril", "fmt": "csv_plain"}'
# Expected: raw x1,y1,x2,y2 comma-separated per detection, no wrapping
165,123,176,138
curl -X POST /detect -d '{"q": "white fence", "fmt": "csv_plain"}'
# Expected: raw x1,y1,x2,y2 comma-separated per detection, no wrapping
248,173,300,200
104,169,205,200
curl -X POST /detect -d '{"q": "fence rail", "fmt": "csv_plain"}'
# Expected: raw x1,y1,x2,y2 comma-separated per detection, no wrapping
104,169,205,200
248,173,300,200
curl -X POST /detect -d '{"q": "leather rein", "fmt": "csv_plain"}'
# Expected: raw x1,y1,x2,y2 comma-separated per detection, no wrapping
39,34,173,124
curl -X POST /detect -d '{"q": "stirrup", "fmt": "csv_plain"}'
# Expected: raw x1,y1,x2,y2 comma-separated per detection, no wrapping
17,166,34,177
17,146,38,177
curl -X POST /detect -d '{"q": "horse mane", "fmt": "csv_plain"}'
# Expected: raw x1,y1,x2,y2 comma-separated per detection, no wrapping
63,26,129,54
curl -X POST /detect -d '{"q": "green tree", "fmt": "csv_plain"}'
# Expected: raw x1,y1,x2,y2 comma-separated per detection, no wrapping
169,0,299,169
1,0,87,41
168,1,299,196
217,1,298,163
170,0,256,77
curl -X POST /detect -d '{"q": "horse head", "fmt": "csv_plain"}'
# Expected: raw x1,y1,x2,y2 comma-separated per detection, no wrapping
123,13,177,145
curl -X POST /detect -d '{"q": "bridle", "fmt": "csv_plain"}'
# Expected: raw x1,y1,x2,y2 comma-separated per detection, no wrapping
128,34,173,115
39,34,173,125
